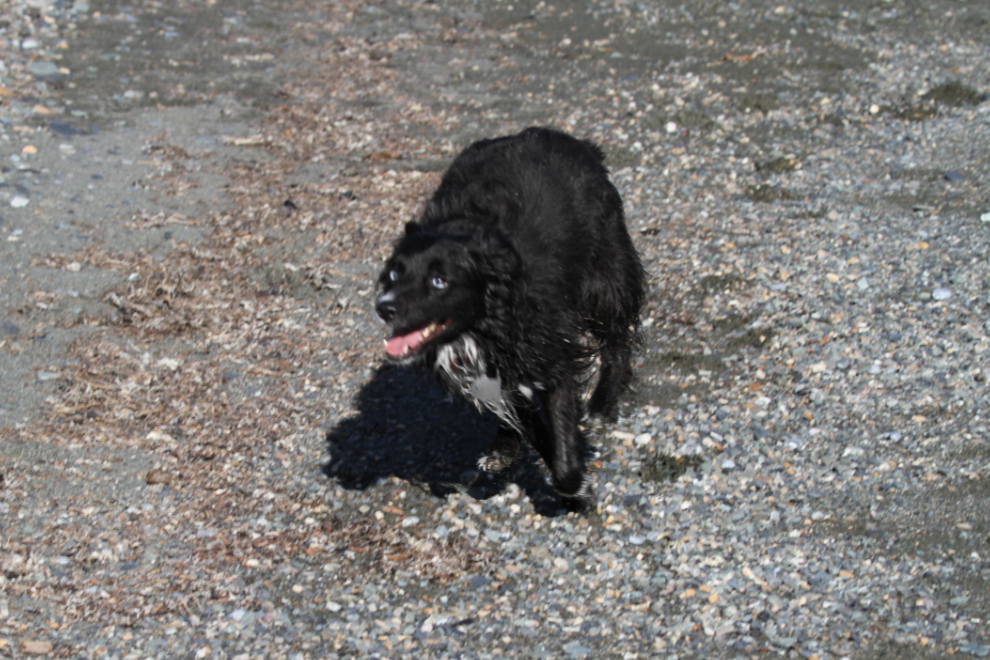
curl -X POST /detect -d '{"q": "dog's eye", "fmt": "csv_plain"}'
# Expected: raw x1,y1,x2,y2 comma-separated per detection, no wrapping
389,270,399,282
431,277,448,290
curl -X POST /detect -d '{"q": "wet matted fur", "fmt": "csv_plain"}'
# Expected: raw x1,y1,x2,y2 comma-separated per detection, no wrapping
375,127,644,511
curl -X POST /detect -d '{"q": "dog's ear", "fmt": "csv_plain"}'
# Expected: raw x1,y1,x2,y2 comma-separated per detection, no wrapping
404,221,421,235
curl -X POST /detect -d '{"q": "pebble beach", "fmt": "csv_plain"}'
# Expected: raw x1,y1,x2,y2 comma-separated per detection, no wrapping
1,0,989,658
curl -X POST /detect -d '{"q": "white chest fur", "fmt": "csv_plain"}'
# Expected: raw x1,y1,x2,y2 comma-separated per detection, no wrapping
435,334,522,432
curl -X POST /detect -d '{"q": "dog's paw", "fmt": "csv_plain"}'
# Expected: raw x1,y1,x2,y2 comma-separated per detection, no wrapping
478,445,519,474
477,450,517,473
478,452,515,474
585,410,619,432
561,475,597,513
477,437,521,473
586,399,619,424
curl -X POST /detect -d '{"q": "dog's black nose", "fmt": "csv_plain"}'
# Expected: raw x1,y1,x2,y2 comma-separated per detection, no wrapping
375,294,398,323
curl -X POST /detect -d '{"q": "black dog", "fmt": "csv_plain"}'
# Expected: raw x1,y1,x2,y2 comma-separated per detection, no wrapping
375,127,644,511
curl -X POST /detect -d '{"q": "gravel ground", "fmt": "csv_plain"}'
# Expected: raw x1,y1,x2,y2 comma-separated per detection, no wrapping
2,0,989,658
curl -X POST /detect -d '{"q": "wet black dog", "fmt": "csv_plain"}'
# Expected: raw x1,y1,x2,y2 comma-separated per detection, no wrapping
375,127,644,511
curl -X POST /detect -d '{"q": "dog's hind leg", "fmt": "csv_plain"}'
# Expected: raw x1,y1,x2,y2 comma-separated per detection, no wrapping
583,231,643,422
526,382,597,512
587,340,631,422
478,425,522,473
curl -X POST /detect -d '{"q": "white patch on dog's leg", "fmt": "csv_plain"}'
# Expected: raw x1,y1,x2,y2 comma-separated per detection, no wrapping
518,384,533,400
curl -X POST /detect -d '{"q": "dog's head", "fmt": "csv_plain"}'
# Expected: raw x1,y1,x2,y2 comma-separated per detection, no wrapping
374,221,517,364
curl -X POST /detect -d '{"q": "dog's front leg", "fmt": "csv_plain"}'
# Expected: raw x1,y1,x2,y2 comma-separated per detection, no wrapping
529,381,597,512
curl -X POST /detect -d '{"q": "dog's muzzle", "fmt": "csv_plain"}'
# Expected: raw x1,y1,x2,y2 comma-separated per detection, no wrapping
375,290,398,324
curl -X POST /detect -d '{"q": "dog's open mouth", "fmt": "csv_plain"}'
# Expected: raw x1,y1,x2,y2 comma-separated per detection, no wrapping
384,320,451,359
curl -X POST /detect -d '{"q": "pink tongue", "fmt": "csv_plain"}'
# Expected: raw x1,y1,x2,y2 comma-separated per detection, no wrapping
385,328,426,357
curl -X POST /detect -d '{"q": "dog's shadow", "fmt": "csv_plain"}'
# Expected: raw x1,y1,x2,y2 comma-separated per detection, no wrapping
323,365,567,516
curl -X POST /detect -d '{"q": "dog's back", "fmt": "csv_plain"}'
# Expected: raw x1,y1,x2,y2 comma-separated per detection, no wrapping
422,127,644,364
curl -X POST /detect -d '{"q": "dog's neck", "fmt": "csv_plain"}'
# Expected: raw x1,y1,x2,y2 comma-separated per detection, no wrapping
434,334,522,432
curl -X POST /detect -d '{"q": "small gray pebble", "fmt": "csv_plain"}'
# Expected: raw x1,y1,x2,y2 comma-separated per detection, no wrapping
468,575,490,589
563,642,591,658
27,61,60,76
48,120,86,137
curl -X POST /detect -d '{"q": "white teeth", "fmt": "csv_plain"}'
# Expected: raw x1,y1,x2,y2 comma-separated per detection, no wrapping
401,345,410,357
